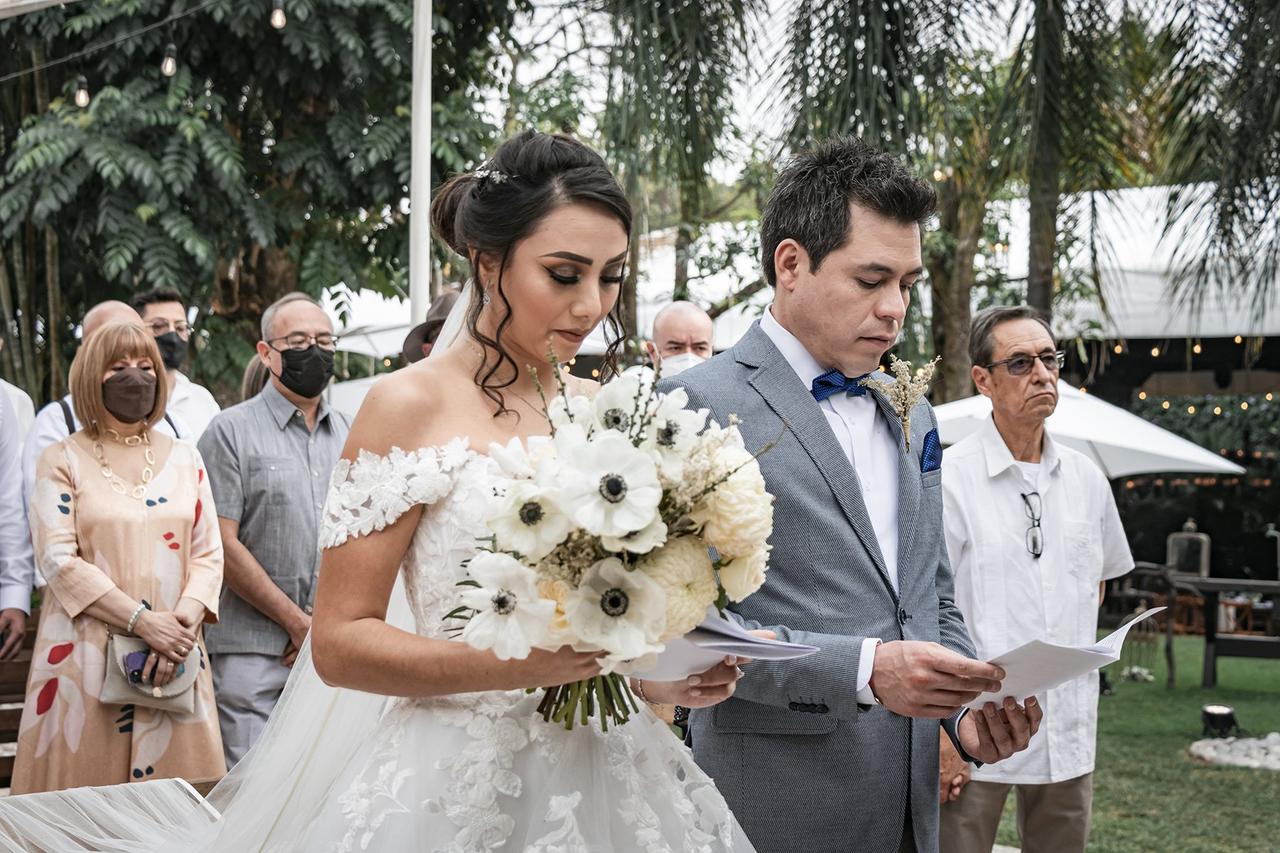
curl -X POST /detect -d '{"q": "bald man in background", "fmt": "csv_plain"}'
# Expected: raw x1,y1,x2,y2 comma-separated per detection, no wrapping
646,301,715,377
21,300,189,500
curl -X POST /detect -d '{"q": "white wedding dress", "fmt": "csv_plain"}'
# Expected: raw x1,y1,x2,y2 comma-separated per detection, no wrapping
0,436,753,852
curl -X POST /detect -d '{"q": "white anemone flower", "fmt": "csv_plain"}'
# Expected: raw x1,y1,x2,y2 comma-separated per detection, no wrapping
548,392,592,430
459,552,556,660
488,435,555,480
601,515,668,555
640,388,709,479
559,431,662,537
486,479,573,561
590,373,653,436
565,557,666,661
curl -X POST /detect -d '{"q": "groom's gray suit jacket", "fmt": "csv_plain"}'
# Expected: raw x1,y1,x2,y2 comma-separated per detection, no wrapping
662,322,978,853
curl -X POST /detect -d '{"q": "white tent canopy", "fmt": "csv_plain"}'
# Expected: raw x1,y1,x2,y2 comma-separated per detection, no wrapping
934,380,1246,478
0,0,77,19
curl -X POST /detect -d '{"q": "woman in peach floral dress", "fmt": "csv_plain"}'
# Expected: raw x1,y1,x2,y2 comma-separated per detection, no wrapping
12,323,225,793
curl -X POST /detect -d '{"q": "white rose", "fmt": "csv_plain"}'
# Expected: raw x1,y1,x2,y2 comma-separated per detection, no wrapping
637,536,719,641
718,547,769,603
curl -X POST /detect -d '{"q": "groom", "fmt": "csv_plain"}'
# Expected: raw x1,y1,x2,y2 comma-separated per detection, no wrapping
663,137,1042,852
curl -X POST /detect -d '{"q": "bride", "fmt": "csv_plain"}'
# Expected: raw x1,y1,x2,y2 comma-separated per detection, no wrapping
0,130,757,852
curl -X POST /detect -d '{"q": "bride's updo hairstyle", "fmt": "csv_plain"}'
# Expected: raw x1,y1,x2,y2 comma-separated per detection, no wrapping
430,129,632,414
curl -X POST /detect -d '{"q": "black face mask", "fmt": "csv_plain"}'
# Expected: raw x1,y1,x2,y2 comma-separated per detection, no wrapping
155,332,187,371
275,345,335,399
102,368,157,424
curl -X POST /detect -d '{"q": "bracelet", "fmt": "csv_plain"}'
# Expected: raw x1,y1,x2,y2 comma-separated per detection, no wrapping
630,678,652,704
125,603,147,634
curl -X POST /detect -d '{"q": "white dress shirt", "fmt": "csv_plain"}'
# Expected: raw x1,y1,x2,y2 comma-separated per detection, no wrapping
759,307,899,703
1,379,34,449
167,371,221,440
943,415,1134,784
0,391,34,613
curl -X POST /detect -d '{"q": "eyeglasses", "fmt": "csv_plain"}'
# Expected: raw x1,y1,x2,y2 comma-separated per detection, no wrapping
985,351,1065,376
267,333,340,352
1021,491,1043,559
147,319,191,337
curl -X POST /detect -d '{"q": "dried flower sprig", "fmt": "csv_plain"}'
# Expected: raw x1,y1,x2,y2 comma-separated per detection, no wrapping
859,355,940,452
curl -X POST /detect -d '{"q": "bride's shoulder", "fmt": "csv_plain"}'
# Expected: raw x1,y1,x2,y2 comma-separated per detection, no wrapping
341,362,457,459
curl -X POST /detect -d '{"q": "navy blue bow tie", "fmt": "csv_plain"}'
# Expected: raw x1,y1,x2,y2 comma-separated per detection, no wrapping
810,369,870,402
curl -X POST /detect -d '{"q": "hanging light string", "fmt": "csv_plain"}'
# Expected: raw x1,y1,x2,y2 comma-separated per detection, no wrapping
0,0,279,87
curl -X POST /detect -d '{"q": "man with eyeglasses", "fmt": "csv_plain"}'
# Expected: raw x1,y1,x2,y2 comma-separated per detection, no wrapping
131,287,221,439
938,305,1133,853
197,292,351,768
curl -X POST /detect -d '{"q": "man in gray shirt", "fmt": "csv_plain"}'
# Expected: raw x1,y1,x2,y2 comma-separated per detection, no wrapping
198,292,351,767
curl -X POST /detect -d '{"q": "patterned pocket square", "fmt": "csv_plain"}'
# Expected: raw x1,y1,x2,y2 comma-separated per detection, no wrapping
920,427,943,473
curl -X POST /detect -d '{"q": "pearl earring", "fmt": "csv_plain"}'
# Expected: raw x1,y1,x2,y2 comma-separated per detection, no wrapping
481,291,491,305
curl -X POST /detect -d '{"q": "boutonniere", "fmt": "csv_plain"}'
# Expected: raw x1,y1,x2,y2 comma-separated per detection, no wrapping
859,355,940,452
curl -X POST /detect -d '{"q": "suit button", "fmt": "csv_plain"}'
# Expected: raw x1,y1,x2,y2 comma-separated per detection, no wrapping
816,704,829,714
788,702,801,711
898,608,910,624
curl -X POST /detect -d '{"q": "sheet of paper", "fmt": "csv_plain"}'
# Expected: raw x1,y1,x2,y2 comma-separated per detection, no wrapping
632,607,819,682
964,607,1164,710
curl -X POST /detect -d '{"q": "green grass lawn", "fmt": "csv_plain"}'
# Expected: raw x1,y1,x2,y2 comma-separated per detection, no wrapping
994,634,1280,852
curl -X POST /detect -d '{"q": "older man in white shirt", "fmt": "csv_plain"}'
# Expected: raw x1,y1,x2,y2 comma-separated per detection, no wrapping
0,335,35,447
0,390,33,659
939,305,1133,853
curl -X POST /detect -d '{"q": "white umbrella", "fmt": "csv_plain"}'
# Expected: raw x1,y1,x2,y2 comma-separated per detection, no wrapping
934,380,1246,478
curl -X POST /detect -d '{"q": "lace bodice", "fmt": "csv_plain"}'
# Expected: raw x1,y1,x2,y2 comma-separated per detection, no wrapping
320,437,497,638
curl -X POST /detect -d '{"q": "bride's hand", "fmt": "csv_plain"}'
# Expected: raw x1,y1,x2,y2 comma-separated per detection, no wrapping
634,629,775,708
514,645,606,689
632,657,744,709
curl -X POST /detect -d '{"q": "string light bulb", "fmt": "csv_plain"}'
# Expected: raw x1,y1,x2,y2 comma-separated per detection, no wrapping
1241,401,1249,411
1113,344,1123,354
1193,343,1202,354
1187,405,1197,414
1150,346,1160,357
1234,335,1243,344
1161,400,1170,410
74,75,90,108
1214,406,1222,416
270,0,287,29
160,42,177,77
1138,391,1147,400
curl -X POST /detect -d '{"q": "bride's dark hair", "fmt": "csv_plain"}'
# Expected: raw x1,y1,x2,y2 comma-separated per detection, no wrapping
430,129,632,415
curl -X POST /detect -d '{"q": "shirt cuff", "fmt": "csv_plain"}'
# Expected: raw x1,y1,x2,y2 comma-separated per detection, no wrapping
855,637,881,705
0,583,31,614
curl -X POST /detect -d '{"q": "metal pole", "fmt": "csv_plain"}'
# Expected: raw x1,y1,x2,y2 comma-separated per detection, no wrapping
408,0,432,324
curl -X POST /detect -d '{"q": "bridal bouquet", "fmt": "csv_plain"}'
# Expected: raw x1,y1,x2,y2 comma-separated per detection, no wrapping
447,370,774,730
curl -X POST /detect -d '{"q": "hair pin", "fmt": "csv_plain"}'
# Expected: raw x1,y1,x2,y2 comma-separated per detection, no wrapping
473,168,509,185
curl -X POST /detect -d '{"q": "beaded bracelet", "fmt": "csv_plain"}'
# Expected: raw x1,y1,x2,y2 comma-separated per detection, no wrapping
125,602,147,634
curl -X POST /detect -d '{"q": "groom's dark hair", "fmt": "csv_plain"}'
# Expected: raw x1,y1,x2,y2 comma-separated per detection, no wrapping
759,137,936,287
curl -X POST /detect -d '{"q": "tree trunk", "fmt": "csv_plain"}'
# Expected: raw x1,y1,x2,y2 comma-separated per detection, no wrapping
672,185,698,302
931,233,979,403
0,248,22,386
44,226,63,400
12,233,40,396
622,229,640,347
1026,0,1065,316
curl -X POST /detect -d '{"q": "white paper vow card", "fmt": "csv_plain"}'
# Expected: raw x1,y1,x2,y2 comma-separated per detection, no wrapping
964,606,1165,711
632,607,820,682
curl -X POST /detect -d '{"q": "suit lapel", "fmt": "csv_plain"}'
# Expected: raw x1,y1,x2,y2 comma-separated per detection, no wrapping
867,387,922,572
737,327,895,596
